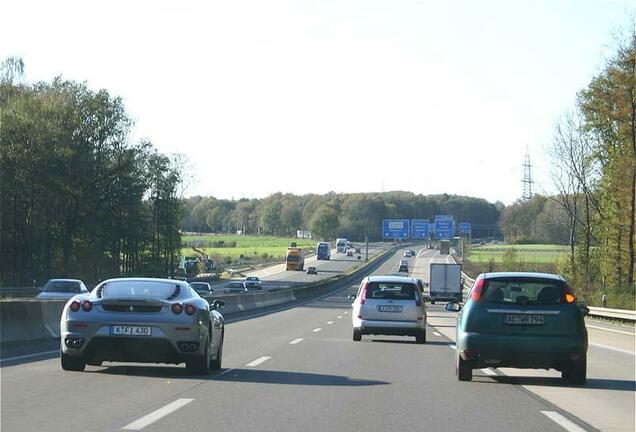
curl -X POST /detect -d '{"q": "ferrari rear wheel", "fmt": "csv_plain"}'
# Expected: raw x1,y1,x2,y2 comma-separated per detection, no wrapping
210,332,223,370
187,338,210,375
61,352,86,371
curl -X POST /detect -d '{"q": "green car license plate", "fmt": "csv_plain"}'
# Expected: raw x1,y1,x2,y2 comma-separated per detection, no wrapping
504,314,544,325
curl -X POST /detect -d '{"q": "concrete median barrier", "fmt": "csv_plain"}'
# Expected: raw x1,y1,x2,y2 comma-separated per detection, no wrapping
1,300,66,345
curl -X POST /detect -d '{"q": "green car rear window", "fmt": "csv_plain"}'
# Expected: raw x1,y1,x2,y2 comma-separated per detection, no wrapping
482,278,566,305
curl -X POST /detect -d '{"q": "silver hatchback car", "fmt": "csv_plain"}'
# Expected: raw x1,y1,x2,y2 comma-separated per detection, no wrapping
349,276,427,343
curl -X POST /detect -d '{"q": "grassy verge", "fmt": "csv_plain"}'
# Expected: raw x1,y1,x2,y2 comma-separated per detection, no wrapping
181,234,316,264
467,244,568,264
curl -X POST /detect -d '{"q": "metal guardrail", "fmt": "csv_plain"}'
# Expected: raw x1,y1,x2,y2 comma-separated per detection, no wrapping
588,306,636,322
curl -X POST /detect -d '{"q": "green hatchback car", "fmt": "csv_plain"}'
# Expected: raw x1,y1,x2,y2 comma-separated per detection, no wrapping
446,272,588,384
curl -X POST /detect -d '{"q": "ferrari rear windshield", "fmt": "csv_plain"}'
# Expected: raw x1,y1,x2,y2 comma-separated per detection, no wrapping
100,281,182,299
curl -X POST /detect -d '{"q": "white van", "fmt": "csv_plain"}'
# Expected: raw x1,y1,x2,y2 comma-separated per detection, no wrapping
335,238,347,253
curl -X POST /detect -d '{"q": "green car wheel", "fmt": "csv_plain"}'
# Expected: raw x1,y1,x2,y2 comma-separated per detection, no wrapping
456,352,472,381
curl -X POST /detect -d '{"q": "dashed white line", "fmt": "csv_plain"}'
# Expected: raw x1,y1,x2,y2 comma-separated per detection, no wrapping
590,343,635,356
245,356,271,367
312,328,322,332
122,398,194,430
586,325,634,336
344,311,349,314
337,316,343,319
480,368,497,376
289,338,303,345
0,350,59,364
327,321,334,325
433,331,441,337
541,411,588,432
448,345,457,350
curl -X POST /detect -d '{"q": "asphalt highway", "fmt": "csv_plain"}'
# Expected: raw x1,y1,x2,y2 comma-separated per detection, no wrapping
213,242,388,292
1,246,634,432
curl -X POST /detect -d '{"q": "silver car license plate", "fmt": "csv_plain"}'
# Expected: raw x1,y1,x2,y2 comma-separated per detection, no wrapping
504,314,544,325
110,325,152,336
378,305,403,313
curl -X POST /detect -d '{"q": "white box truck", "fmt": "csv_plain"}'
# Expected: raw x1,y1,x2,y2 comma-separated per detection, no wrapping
429,263,462,304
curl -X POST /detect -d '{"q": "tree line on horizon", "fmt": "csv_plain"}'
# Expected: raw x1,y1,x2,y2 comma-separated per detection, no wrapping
181,192,503,242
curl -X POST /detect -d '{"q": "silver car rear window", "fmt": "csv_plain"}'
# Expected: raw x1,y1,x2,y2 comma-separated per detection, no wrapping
483,278,566,305
101,281,181,299
43,281,81,292
367,282,417,300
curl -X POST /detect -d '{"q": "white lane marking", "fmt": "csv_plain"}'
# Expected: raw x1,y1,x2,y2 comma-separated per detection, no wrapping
289,338,303,345
589,343,635,356
449,345,457,350
0,350,59,364
586,325,634,336
245,356,271,367
337,316,343,319
327,321,334,325
122,398,194,430
312,328,322,332
344,311,349,314
433,331,441,337
541,411,588,432
480,368,497,376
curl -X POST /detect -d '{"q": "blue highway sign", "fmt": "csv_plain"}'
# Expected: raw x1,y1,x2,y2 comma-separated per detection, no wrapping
434,219,454,239
382,219,410,239
459,222,472,235
411,219,430,239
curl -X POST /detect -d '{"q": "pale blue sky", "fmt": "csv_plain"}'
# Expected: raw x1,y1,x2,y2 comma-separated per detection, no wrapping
1,0,632,203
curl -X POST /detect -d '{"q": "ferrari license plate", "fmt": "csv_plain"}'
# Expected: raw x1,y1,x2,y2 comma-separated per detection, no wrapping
378,305,403,313
110,325,152,336
504,314,544,325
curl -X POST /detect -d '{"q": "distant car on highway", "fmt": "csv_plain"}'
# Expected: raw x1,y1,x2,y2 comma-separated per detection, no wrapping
244,276,263,290
354,247,361,253
346,249,354,257
446,272,588,384
60,277,225,374
37,279,88,300
349,276,427,343
398,260,409,273
224,280,246,293
190,282,213,296
403,250,414,257
306,266,317,275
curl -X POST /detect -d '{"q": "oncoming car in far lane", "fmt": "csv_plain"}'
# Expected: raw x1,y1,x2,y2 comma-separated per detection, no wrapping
446,272,588,384
306,266,318,275
189,281,213,297
244,276,263,290
37,279,89,300
349,275,427,343
60,278,225,374
224,280,246,293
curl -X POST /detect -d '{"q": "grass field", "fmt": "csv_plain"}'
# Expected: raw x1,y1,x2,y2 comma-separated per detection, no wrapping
181,234,317,262
467,244,568,264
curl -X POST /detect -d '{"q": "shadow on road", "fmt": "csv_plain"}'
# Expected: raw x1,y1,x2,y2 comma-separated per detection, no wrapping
94,366,389,387
369,339,454,346
481,374,636,392
214,368,390,386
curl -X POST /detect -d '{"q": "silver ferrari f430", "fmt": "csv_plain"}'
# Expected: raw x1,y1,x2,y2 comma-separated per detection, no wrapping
60,278,225,374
